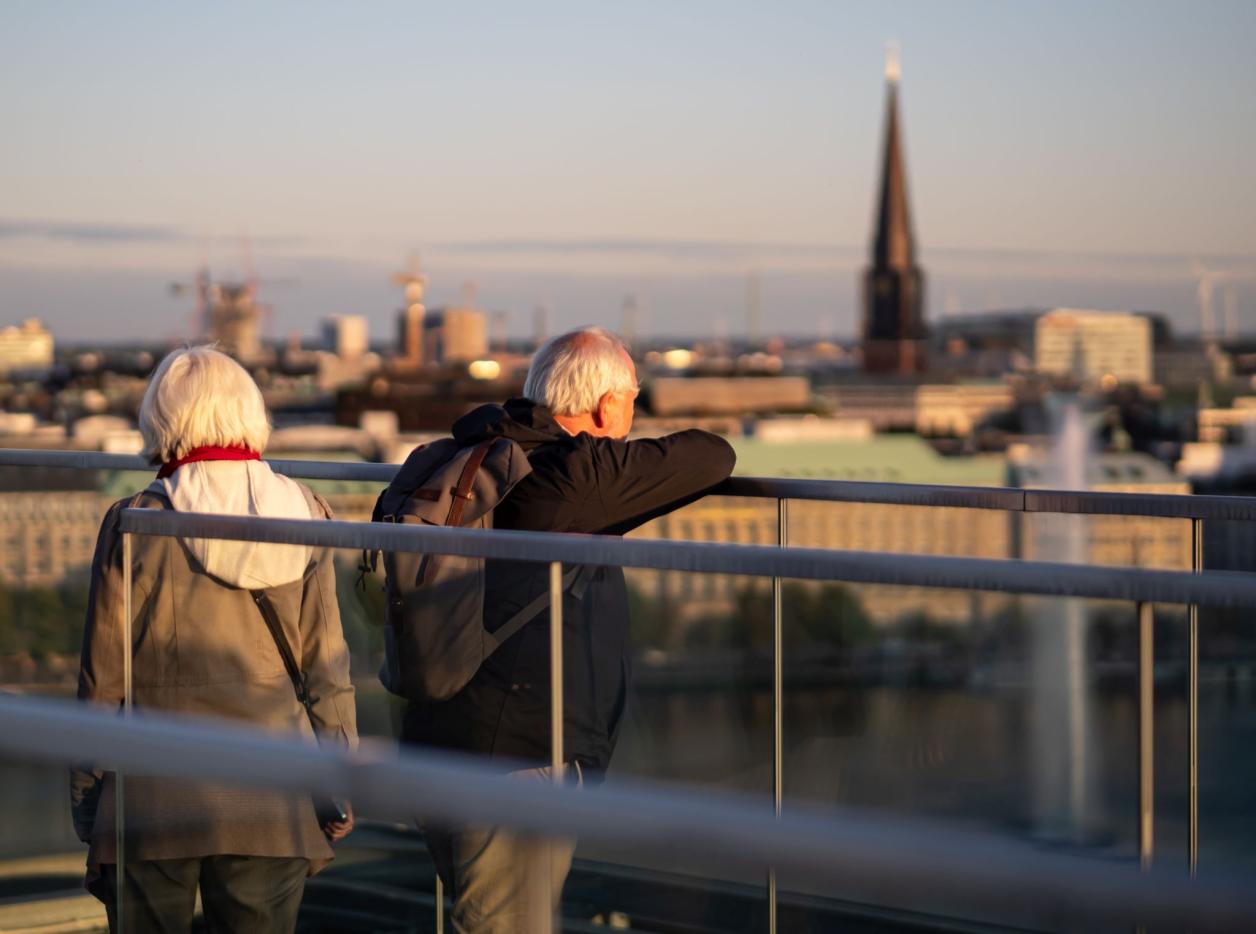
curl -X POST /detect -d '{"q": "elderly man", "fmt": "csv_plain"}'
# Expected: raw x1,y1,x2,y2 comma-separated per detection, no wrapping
403,326,735,932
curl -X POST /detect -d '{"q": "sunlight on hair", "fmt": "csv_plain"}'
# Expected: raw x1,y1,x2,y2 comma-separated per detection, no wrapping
138,346,271,463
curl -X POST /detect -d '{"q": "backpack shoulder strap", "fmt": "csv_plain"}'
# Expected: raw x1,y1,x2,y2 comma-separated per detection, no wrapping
483,565,588,652
443,440,495,528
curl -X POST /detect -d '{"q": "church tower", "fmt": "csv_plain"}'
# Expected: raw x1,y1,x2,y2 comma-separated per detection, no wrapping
862,45,927,374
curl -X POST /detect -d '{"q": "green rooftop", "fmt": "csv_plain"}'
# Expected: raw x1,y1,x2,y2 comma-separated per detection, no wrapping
729,436,1006,485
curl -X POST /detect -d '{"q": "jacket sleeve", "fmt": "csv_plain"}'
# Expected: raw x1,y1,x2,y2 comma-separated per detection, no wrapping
588,430,737,535
70,499,141,841
298,493,358,752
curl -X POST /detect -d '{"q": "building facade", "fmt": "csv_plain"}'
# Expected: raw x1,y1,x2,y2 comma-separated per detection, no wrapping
1034,309,1153,385
0,319,54,375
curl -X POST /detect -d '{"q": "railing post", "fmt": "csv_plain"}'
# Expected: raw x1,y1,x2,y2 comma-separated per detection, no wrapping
547,561,564,934
435,875,444,934
117,530,134,931
1137,601,1154,871
768,498,787,934
1189,518,1201,878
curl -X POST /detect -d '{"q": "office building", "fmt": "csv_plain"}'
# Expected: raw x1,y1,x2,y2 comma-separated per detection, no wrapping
0,319,54,375
323,315,369,360
424,307,488,364
1034,309,1153,385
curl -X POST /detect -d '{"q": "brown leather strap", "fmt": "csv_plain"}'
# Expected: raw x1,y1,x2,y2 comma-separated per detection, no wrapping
416,441,495,587
443,441,494,529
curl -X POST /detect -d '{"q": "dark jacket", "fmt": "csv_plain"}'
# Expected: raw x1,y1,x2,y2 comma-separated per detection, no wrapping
402,398,736,774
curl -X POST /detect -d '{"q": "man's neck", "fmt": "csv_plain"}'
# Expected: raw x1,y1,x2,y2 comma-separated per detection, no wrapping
553,412,597,437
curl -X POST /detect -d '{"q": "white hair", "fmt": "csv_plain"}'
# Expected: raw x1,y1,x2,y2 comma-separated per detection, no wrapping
523,326,636,416
138,346,271,463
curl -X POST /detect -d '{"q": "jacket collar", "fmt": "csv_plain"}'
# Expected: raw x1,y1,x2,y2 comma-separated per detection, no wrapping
452,398,569,449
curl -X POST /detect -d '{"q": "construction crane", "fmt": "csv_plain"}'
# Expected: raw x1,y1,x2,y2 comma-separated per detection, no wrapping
169,235,287,361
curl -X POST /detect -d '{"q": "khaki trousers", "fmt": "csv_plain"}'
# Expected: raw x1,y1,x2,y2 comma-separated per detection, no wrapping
101,855,308,934
424,764,581,934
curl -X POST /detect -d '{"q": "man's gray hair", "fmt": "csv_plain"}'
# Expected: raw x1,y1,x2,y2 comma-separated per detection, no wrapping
523,326,637,416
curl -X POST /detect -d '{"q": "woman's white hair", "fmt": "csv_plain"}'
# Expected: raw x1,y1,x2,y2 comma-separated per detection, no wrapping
138,346,271,463
523,326,636,416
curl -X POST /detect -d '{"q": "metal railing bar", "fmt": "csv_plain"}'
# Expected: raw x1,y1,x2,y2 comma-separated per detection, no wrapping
1021,488,1256,522
117,508,1256,609
7,448,1256,521
719,476,1027,511
1,694,1251,933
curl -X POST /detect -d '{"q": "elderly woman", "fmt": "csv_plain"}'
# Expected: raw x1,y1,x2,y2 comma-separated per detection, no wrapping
70,346,357,934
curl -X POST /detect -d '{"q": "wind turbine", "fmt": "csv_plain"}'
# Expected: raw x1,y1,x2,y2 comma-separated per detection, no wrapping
1191,260,1225,344
1224,284,1240,342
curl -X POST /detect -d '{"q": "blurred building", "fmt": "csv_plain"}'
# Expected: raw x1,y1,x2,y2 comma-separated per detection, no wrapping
205,283,264,361
323,315,369,359
914,383,1016,437
424,308,488,364
862,50,927,375
1196,397,1256,443
1034,309,1152,385
0,319,54,375
648,377,811,417
397,304,425,367
0,470,102,588
629,438,1192,638
628,437,1011,630
1155,344,1232,389
814,382,918,431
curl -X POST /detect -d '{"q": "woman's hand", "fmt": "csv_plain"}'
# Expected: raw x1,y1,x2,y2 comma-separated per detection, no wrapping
323,800,354,842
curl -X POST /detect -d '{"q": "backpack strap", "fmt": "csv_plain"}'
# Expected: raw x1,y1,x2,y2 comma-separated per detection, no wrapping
413,440,496,587
483,565,588,652
443,440,495,528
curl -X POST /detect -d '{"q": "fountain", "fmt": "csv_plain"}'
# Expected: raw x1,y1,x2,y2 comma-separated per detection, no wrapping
1029,396,1103,843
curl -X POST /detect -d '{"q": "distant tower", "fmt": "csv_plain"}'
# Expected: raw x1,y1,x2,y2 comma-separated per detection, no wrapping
862,43,927,374
393,255,428,367
746,272,762,348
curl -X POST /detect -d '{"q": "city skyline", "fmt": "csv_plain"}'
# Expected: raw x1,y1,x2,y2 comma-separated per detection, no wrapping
2,1,1254,342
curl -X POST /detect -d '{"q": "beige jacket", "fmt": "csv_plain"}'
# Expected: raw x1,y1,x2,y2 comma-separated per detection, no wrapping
70,469,357,876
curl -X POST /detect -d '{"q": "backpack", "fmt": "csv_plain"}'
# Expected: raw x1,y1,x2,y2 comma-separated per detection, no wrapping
365,436,584,702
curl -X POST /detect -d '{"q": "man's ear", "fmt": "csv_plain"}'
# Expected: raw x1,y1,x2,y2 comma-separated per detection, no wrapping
592,392,613,429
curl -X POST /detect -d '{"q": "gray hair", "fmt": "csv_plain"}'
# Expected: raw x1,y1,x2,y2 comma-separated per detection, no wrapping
523,326,636,416
139,346,271,463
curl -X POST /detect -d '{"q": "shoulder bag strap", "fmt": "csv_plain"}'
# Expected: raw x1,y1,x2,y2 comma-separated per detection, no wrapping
251,590,315,721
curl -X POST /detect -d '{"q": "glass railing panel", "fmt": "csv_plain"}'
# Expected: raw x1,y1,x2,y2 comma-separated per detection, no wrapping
1020,512,1194,570
0,464,109,902
1192,516,1256,873
785,500,1013,560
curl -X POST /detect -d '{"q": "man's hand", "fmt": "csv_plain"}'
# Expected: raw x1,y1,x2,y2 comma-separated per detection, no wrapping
323,800,355,842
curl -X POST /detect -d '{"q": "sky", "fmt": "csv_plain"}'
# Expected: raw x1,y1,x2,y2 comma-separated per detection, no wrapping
2,1,1255,344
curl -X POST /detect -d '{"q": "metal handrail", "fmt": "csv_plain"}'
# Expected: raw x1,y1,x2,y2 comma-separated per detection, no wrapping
119,508,1256,608
1,693,1251,933
5,447,1256,519
1,445,1234,886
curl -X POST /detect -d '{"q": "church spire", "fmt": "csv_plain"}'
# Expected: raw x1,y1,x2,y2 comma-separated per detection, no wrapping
861,42,927,375
872,41,915,270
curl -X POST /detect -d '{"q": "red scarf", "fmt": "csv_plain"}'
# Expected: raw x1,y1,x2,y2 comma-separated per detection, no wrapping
157,445,261,479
